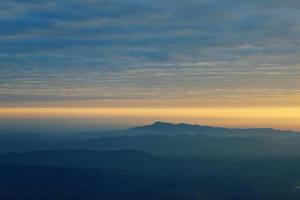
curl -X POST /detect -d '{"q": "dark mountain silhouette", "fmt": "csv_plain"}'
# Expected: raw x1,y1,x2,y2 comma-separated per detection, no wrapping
0,133,49,140
69,130,122,139
1,123,300,199
0,122,300,158
72,121,299,139
0,149,159,170
1,122,298,140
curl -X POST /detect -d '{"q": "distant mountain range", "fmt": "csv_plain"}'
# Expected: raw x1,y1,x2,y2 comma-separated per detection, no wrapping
0,122,300,158
70,121,299,139
1,122,300,199
0,121,298,140
0,149,159,171
0,133,50,140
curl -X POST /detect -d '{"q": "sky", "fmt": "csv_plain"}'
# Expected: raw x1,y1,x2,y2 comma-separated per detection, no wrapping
1,0,300,133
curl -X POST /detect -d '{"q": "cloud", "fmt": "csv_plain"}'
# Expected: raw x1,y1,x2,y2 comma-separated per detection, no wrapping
0,0,300,103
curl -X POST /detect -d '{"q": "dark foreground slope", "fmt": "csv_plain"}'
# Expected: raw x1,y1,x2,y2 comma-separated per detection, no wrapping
0,149,159,171
1,133,300,158
0,150,300,200
1,122,300,199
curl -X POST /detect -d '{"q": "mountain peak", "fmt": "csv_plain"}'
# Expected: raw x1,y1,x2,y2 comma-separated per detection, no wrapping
152,121,174,126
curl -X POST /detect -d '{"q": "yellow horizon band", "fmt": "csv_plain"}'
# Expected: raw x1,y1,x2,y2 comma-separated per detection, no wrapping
0,107,300,119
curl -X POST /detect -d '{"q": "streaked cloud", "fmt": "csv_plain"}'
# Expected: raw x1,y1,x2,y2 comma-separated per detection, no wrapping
0,0,300,104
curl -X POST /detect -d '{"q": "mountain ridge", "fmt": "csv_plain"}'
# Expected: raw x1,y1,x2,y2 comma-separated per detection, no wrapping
72,121,299,139
0,121,298,139
0,149,159,170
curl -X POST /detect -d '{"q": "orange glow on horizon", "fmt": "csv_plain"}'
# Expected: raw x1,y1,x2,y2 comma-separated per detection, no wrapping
0,106,300,117
0,107,300,131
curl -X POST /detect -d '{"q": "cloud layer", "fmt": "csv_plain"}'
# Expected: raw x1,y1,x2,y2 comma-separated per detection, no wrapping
1,0,300,103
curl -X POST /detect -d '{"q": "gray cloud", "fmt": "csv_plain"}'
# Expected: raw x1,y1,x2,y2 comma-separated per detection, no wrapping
1,0,300,102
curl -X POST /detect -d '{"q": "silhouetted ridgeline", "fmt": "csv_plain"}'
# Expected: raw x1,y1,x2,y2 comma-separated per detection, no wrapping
1,122,300,199
0,149,160,171
72,121,299,138
0,122,300,158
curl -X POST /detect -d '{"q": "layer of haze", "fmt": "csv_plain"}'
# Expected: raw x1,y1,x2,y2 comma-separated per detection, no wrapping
1,0,300,133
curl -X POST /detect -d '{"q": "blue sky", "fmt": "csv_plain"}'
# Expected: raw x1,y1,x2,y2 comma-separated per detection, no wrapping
0,0,300,104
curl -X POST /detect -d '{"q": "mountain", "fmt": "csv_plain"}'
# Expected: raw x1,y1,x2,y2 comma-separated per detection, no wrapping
1,123,300,199
0,133,48,140
0,122,300,158
1,122,298,140
73,121,299,139
0,149,160,171
69,130,122,139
